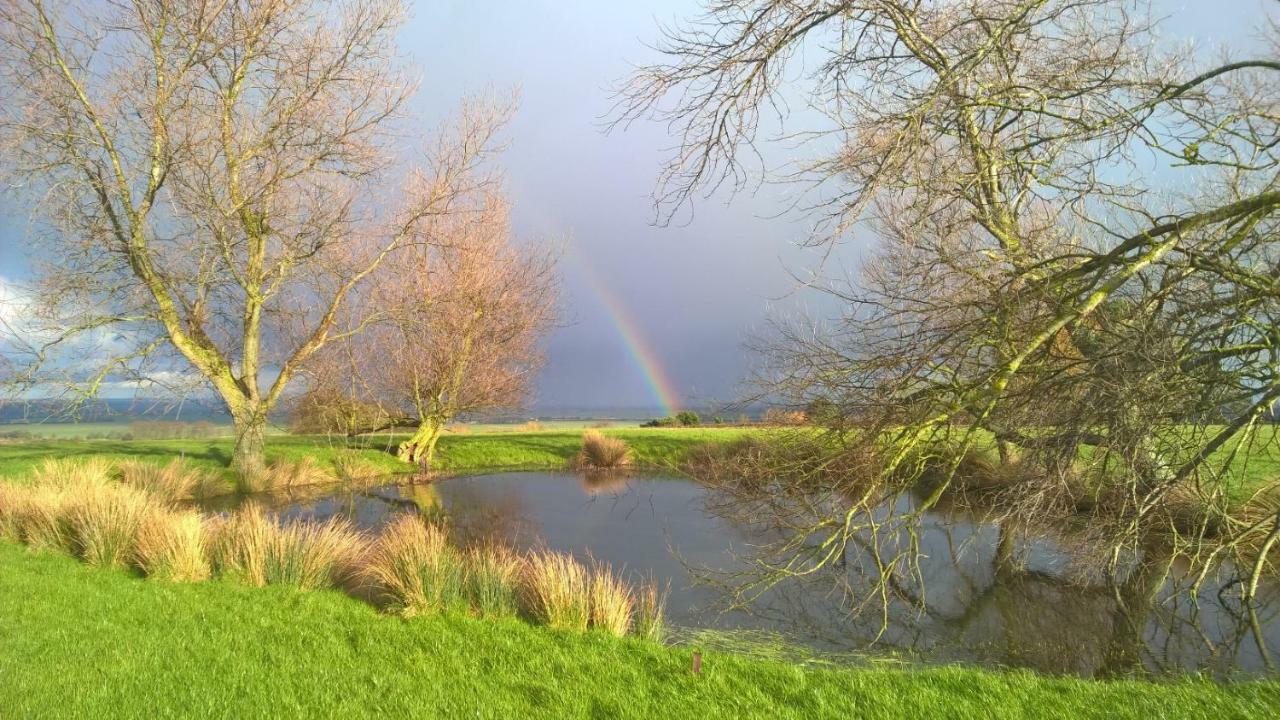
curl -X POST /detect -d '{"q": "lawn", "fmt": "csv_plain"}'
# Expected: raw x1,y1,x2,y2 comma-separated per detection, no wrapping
0,541,1276,719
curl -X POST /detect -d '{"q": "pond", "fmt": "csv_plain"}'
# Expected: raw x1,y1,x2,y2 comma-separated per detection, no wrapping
200,471,1280,678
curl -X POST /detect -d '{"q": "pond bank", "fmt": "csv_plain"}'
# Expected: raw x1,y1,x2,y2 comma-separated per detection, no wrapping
1,541,1276,719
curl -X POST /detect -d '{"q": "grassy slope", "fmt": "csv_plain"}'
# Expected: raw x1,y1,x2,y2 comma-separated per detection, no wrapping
1,542,1276,720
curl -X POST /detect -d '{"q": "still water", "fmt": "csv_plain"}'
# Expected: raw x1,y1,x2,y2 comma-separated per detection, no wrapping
201,471,1280,678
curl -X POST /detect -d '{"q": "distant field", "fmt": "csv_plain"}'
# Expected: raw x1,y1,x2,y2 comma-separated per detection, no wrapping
1,423,1277,505
0,426,752,482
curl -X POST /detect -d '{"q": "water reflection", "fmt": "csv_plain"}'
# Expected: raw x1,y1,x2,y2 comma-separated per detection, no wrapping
198,471,1279,678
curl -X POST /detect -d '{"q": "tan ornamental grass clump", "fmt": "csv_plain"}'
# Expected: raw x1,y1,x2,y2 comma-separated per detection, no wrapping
117,459,226,501
333,451,385,490
364,514,467,615
210,504,276,586
521,550,591,631
588,563,635,637
9,485,74,552
464,544,524,618
63,483,154,568
574,431,631,470
267,517,364,590
134,507,212,581
30,457,115,490
238,457,335,494
210,505,361,590
633,578,668,642
0,483,29,541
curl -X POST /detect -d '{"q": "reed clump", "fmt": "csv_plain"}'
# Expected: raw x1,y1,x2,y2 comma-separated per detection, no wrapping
238,457,335,494
64,483,154,567
332,451,385,490
574,431,631,470
588,563,635,637
522,551,591,631
134,507,211,581
465,544,524,618
118,459,226,501
364,515,467,615
210,504,275,586
633,579,668,642
0,457,667,639
30,457,115,490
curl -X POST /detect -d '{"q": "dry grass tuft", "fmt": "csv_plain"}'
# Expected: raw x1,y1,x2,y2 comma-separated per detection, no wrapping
134,507,211,581
633,579,668,642
588,564,634,637
574,431,631,470
210,504,276,586
30,457,115,489
239,457,335,494
517,421,544,432
521,551,591,631
64,483,153,567
465,544,524,618
210,505,361,589
117,459,224,501
364,515,466,615
333,451,385,490
0,483,29,541
268,518,364,590
9,486,73,552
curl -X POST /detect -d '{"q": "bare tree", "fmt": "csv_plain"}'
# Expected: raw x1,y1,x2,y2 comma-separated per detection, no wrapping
303,189,560,467
617,0,1280,614
0,0,507,477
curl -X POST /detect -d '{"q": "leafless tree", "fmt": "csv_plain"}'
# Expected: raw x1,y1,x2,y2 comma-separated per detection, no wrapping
0,0,507,477
616,0,1280,618
302,188,560,467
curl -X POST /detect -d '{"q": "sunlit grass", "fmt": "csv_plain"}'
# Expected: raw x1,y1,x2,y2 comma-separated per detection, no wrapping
134,507,211,582
522,550,591,631
364,514,467,615
1,541,1277,719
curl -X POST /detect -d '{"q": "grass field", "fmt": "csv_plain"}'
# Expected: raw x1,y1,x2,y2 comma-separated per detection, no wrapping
1,541,1276,719
0,427,753,483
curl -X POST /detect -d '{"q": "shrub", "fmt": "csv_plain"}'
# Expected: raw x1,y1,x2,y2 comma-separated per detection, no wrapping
134,507,211,581
364,515,466,615
633,578,668,641
465,544,524,618
574,431,631,469
588,564,634,637
64,484,153,567
521,551,590,631
675,411,700,426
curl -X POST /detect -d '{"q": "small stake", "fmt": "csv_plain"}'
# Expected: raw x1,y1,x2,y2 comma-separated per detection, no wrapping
692,651,702,676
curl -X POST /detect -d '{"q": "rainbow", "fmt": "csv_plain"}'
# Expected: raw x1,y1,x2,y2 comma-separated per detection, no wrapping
575,255,681,416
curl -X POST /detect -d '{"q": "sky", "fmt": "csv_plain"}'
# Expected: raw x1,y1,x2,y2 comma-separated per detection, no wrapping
0,0,1273,414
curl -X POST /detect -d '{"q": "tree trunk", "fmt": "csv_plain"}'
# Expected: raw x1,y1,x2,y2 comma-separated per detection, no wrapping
231,408,268,482
398,419,443,467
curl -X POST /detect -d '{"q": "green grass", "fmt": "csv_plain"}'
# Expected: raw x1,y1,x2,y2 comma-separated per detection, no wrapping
0,541,1276,719
0,427,753,483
